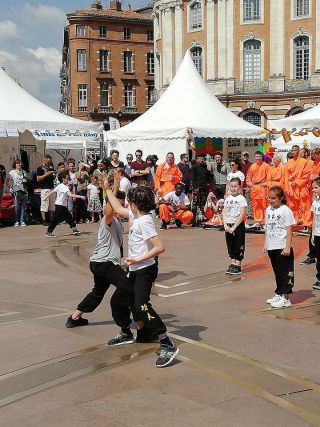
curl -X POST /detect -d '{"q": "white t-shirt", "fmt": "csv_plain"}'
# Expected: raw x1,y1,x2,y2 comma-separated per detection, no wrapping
119,176,131,195
265,205,296,250
163,191,190,207
227,171,245,183
224,194,247,224
54,183,70,207
311,198,320,236
128,213,158,271
87,183,100,198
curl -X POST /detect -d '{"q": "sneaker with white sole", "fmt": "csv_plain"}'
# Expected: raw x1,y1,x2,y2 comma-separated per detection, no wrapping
155,342,179,368
72,227,80,235
45,231,56,238
271,295,291,309
225,264,233,275
108,331,134,346
312,281,320,290
14,222,19,227
266,294,281,304
20,222,26,227
228,265,242,275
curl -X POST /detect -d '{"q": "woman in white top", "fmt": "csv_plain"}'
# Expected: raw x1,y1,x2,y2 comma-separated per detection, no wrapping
7,159,28,227
226,158,245,196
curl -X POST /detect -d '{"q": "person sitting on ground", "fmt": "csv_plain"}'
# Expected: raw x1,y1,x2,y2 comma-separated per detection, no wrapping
159,182,193,230
203,192,224,227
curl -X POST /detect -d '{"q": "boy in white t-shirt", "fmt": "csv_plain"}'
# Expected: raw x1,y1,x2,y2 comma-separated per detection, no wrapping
264,186,296,308
223,177,247,275
159,182,193,229
45,171,86,237
106,176,179,368
311,178,320,290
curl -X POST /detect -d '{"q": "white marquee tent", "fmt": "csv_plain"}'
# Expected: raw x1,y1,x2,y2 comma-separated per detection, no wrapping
272,133,320,162
105,51,264,161
268,104,320,131
0,67,102,172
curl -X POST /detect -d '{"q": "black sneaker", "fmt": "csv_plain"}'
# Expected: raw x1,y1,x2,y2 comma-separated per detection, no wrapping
65,315,88,328
45,231,56,238
72,227,80,235
175,219,182,228
108,331,134,346
299,258,316,265
155,342,179,368
136,328,159,343
228,265,242,275
225,264,233,275
312,281,320,290
160,222,167,230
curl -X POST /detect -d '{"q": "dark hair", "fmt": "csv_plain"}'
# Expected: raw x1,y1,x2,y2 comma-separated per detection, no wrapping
215,151,223,157
255,150,263,156
111,150,119,156
287,152,294,160
268,186,287,205
229,177,242,186
152,154,159,163
58,162,65,167
135,149,143,156
312,177,320,188
175,182,184,189
146,155,155,166
68,160,75,166
58,171,69,182
12,159,22,169
230,157,242,171
45,154,52,160
292,145,300,150
117,168,126,176
167,152,174,157
127,186,155,212
115,190,126,200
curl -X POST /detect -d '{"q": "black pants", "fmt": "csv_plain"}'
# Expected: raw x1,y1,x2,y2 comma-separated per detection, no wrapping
192,186,208,218
77,261,129,313
314,236,320,281
47,205,76,233
214,184,226,200
268,248,294,295
308,234,316,259
111,263,167,336
225,222,245,261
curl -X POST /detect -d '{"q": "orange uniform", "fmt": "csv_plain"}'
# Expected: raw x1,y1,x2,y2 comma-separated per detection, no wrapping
159,205,193,225
267,165,285,189
246,162,270,223
155,163,182,196
284,157,311,226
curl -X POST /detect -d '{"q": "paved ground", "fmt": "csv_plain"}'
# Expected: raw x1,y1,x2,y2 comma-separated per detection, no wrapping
0,222,320,426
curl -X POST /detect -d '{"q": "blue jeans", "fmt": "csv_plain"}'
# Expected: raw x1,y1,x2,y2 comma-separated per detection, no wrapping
13,191,27,223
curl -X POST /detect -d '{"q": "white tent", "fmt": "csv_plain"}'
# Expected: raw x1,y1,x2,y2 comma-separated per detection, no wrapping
105,51,264,161
268,104,320,131
272,133,320,162
0,67,102,172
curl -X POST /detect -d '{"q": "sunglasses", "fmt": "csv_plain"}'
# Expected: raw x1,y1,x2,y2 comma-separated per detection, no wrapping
127,157,133,160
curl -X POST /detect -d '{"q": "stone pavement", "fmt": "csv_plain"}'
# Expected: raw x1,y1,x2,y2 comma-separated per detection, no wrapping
0,222,320,426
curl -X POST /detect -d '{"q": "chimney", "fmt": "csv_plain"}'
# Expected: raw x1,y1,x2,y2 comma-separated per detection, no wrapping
110,1,122,11
91,0,103,9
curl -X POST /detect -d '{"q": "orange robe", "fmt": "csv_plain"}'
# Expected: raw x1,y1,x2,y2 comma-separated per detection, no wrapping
267,165,285,189
154,163,182,196
284,157,311,226
159,205,193,225
246,162,270,223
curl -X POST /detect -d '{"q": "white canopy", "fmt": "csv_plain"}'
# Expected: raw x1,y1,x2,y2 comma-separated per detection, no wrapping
106,51,264,160
272,133,320,162
268,104,320,131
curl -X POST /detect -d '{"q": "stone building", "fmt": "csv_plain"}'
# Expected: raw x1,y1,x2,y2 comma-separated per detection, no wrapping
153,0,320,158
60,0,154,126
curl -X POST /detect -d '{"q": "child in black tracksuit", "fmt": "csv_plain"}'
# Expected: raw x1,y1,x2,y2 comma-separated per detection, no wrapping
223,177,247,275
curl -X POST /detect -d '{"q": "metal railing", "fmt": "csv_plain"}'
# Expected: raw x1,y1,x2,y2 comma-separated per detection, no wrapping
285,79,311,92
235,80,269,94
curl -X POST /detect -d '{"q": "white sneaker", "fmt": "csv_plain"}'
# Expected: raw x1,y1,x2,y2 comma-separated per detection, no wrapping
20,222,26,227
271,295,291,309
14,222,19,227
266,294,281,304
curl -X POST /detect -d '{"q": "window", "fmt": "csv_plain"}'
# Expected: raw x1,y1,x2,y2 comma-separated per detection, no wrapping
147,29,154,41
227,138,241,148
244,138,259,147
100,82,110,108
124,51,133,73
243,112,262,126
147,52,154,75
243,0,260,21
77,49,86,72
124,84,134,107
99,26,107,37
191,47,203,76
100,50,109,72
294,36,309,80
76,25,85,37
295,0,309,17
147,84,154,105
228,151,242,161
190,1,202,28
78,84,87,111
124,28,131,40
243,40,261,81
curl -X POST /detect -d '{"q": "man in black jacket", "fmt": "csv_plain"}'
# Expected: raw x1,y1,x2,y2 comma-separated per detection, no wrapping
191,154,212,226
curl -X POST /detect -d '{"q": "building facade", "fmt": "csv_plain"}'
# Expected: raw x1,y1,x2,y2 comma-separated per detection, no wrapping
153,0,320,158
60,0,154,126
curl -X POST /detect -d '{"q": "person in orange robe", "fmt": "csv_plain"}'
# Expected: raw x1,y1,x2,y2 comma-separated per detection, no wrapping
154,152,182,197
267,155,285,189
284,145,311,226
246,151,270,226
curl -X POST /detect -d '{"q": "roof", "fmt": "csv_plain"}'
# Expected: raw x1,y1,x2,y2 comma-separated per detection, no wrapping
268,105,320,131
67,8,153,21
106,51,264,141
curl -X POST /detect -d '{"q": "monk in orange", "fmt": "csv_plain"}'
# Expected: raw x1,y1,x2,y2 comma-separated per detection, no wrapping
284,145,311,226
154,152,182,197
246,150,270,225
267,155,285,189
309,148,320,183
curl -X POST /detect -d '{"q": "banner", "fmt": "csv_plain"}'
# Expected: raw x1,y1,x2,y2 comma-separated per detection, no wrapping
109,117,121,131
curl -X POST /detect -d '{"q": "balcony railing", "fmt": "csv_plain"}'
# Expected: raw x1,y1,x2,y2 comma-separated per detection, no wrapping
235,80,269,94
285,79,311,92
99,106,112,112
124,106,137,112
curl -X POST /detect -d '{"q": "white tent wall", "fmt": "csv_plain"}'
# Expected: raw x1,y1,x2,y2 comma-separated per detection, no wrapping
272,134,320,162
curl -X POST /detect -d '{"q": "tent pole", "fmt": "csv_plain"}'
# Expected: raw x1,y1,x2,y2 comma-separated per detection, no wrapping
99,133,104,160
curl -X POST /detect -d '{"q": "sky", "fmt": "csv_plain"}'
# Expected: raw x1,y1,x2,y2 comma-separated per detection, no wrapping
0,0,147,110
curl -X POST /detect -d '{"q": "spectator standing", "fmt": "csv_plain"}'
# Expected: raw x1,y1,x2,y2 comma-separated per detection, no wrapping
146,155,156,188
209,152,230,199
226,158,245,195
74,163,90,223
130,150,150,186
36,154,55,225
0,163,6,218
107,150,124,172
177,153,191,195
191,154,211,225
87,176,102,223
7,159,28,227
124,154,133,178
54,162,66,186
241,152,253,219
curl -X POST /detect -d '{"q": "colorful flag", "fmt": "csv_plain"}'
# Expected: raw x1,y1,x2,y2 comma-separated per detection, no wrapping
281,130,291,143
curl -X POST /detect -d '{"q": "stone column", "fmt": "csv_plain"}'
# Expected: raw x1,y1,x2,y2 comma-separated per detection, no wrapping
217,0,227,78
162,7,173,85
226,0,234,79
269,0,284,76
174,4,183,74
206,0,215,80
